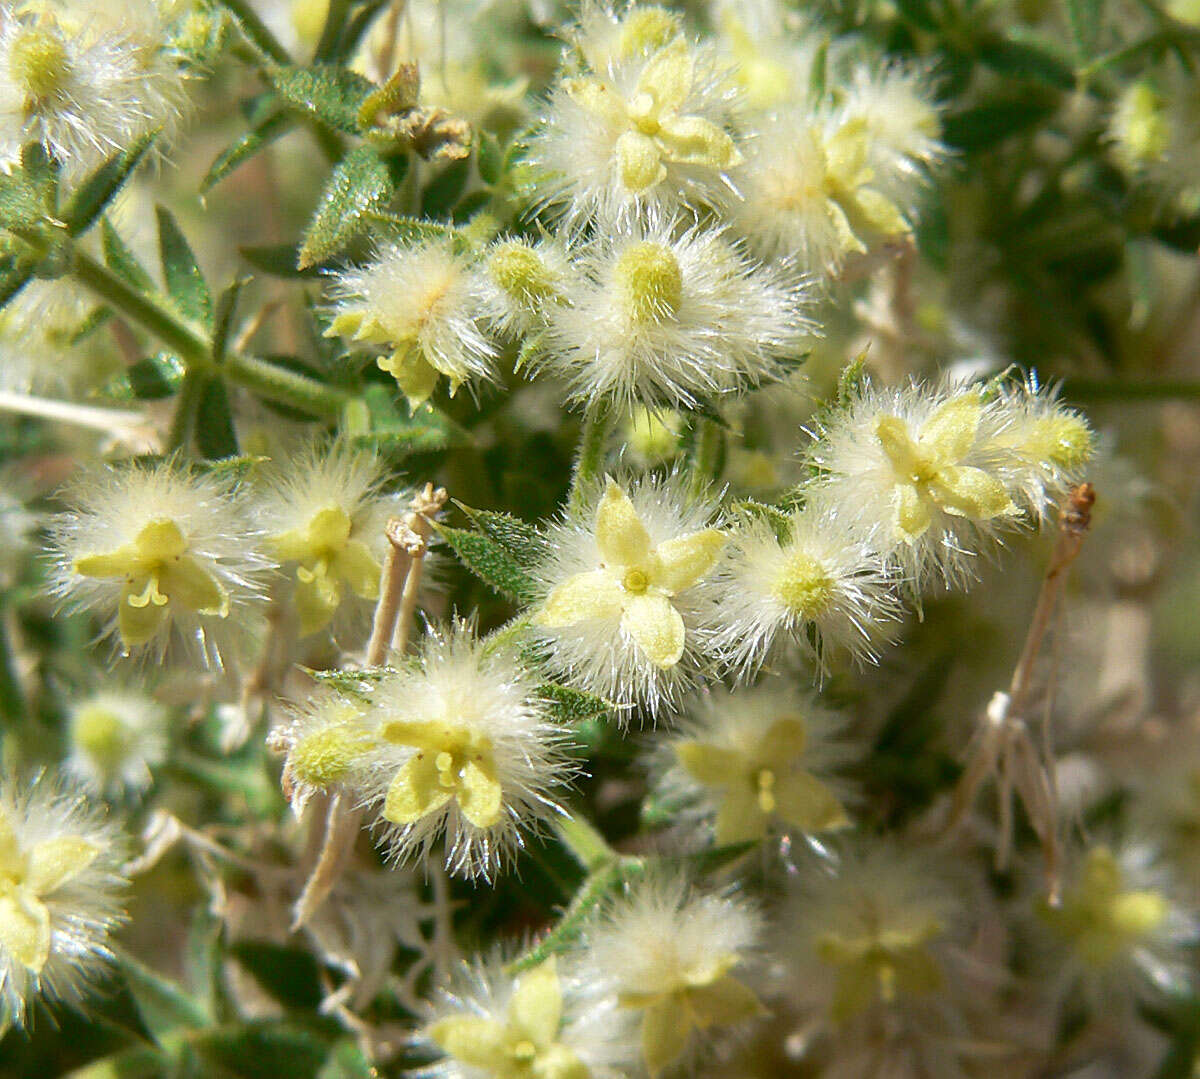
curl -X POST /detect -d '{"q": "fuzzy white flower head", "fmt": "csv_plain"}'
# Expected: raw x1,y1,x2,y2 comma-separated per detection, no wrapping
255,441,407,639
778,840,966,1026
326,239,497,409
990,378,1094,518
0,772,128,1029
360,623,572,879
0,0,183,172
421,952,637,1079
537,217,814,411
65,688,168,796
531,33,744,229
274,686,377,819
477,235,574,341
531,474,725,720
567,1,684,72
710,500,902,678
805,380,1021,588
49,460,268,665
711,0,819,114
838,61,946,187
656,681,860,847
0,483,35,587
730,109,914,278
1106,79,1172,180
1038,843,1196,1007
0,276,101,394
581,872,764,1078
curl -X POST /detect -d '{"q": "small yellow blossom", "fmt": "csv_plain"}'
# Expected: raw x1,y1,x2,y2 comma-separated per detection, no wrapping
73,518,229,647
619,952,764,1077
537,478,725,668
1042,847,1169,969
565,39,742,194
675,715,849,844
0,814,98,974
429,958,589,1079
381,719,502,829
873,391,1014,542
269,506,382,635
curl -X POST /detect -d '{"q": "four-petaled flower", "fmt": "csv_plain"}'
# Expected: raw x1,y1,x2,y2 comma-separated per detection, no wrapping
0,813,98,974
618,951,764,1078
73,518,229,647
566,38,742,195
429,957,589,1079
873,391,1015,543
816,918,944,1022
675,715,849,845
268,506,382,635
1041,847,1169,969
538,478,725,668
382,719,502,829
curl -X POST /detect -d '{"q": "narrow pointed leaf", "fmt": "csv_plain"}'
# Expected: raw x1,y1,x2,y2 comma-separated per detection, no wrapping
267,64,375,135
201,109,293,194
156,207,213,328
101,218,157,294
62,135,154,237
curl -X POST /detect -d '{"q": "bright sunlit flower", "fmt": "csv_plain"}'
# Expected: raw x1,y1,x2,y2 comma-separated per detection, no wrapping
532,34,743,228
361,623,572,879
568,1,683,71
477,235,573,340
712,0,818,113
710,501,901,677
532,474,725,718
422,953,636,1079
0,772,127,1029
839,61,946,185
65,688,168,796
255,441,406,638
806,381,1020,587
657,681,858,846
326,239,497,409
537,217,814,411
49,460,268,664
581,872,765,1078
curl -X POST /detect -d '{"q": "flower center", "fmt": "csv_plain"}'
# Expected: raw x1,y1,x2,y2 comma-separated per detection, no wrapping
756,768,776,813
772,552,835,616
622,567,650,594
72,706,130,773
10,28,70,106
510,1039,538,1063
616,241,683,323
488,242,560,306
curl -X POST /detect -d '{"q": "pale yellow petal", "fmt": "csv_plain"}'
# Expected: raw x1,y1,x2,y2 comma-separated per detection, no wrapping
616,130,667,192
714,785,768,846
457,758,502,829
640,997,691,1079
931,466,1015,522
653,529,725,594
73,546,138,580
383,757,453,824
25,837,99,895
636,38,692,112
657,115,742,169
428,1015,510,1068
538,570,624,628
163,556,229,617
533,1044,591,1079
0,892,50,973
892,483,932,543
674,742,743,787
333,539,382,600
293,572,340,636
621,592,685,668
773,772,851,834
920,392,981,464
874,415,923,476
595,479,651,566
685,974,766,1028
564,76,627,126
852,187,911,239
118,588,169,646
134,519,188,561
510,957,562,1049
756,718,807,763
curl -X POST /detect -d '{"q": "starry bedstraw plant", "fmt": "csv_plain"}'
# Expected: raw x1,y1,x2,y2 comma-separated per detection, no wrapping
0,0,1196,1075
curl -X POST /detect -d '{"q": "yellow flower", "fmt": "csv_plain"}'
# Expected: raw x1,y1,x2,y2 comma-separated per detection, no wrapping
0,814,98,975
428,958,589,1079
269,506,382,635
1041,847,1169,969
565,39,742,194
619,952,764,1078
537,478,725,668
381,719,503,830
873,391,1015,542
816,918,944,1022
73,518,229,647
675,715,849,844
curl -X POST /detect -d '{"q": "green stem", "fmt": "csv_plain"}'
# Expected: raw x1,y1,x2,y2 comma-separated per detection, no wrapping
223,352,347,418
72,251,209,366
215,0,292,64
1059,378,1200,402
689,417,723,495
313,0,351,61
167,367,208,453
556,811,616,872
569,407,612,511
0,613,27,728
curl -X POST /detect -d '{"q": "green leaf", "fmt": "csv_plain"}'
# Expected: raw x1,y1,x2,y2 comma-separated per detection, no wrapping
537,682,616,725
229,941,324,1010
117,951,211,1041
95,352,186,401
893,0,939,30
477,131,504,186
156,206,213,328
1066,0,1104,59
102,218,157,294
195,377,240,460
362,210,458,245
318,1040,375,1079
690,840,758,875
942,98,1057,151
421,156,471,219
0,258,33,308
455,503,544,562
731,499,792,539
239,242,322,279
978,36,1076,89
212,277,247,365
214,0,292,63
298,145,408,268
354,381,471,456
62,135,154,237
201,109,293,194
191,1021,333,1079
266,64,376,135
433,521,540,603
0,169,46,232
